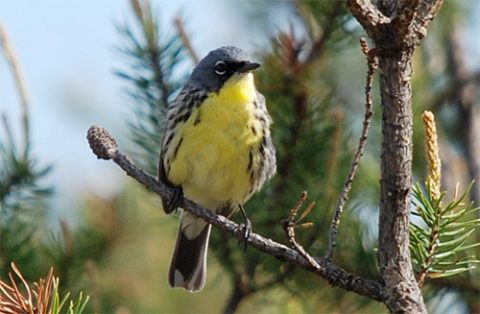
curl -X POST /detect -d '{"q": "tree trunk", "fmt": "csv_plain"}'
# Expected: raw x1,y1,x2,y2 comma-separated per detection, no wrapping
223,279,250,314
378,50,427,313
347,1,444,312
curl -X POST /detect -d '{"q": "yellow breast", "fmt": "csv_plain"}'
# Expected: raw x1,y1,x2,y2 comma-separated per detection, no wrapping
167,73,263,211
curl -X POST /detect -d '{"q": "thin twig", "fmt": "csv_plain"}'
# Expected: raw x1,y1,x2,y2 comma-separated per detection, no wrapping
173,16,199,64
86,125,386,302
325,38,377,261
282,192,322,272
0,21,30,145
287,191,308,223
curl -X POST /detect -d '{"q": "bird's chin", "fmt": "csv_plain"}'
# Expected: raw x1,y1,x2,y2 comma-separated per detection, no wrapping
231,72,254,83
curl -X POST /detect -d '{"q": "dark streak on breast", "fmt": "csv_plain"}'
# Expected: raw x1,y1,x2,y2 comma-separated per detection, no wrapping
172,137,184,160
247,149,253,172
164,133,174,149
193,111,202,126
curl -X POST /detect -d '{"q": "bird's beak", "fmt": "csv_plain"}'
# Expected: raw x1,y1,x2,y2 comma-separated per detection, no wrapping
237,62,261,73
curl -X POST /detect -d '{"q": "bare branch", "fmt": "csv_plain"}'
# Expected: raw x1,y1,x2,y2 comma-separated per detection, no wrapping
346,1,444,312
346,0,390,31
349,0,444,52
410,0,444,41
282,192,322,272
401,0,421,23
325,38,376,261
86,125,386,302
388,0,444,47
393,0,421,41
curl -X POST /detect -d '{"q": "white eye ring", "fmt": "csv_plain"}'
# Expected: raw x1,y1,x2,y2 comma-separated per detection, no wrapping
214,61,227,75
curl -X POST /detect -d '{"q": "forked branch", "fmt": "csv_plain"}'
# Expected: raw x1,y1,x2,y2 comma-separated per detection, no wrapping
282,191,321,272
87,125,386,302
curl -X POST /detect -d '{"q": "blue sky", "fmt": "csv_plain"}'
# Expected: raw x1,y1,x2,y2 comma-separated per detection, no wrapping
0,1,290,223
1,1,479,224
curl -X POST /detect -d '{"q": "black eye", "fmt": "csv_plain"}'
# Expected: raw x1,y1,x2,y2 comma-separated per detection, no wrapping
214,61,227,75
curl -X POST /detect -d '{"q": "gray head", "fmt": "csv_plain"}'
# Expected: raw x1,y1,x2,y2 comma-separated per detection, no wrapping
188,46,260,92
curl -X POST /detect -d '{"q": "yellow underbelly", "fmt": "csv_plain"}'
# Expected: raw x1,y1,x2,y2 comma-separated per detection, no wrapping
167,73,262,212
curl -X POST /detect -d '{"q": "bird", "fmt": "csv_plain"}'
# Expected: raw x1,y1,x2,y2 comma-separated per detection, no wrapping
159,46,276,292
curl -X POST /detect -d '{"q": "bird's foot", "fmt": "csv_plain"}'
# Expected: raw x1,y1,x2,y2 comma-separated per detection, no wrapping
238,205,252,252
166,186,183,213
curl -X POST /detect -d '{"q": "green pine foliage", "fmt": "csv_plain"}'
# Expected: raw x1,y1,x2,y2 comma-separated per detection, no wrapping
41,191,143,312
0,21,92,312
0,1,479,313
0,97,53,282
3,0,477,312
117,1,382,312
116,0,479,310
115,0,188,175
410,182,480,281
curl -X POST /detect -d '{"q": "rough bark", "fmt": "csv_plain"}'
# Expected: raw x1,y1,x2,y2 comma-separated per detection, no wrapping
87,1,445,312
378,50,426,313
347,0,444,312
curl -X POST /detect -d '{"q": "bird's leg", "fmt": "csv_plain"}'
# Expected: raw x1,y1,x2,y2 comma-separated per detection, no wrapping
166,186,183,213
238,205,252,252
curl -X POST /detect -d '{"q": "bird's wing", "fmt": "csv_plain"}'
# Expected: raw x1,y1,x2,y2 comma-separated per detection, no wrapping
158,86,208,213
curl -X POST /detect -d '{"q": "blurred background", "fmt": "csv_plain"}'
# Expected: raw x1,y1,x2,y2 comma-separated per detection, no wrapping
1,1,479,313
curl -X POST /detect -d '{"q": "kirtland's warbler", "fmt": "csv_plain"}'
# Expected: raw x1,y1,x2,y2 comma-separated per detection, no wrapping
159,46,276,292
